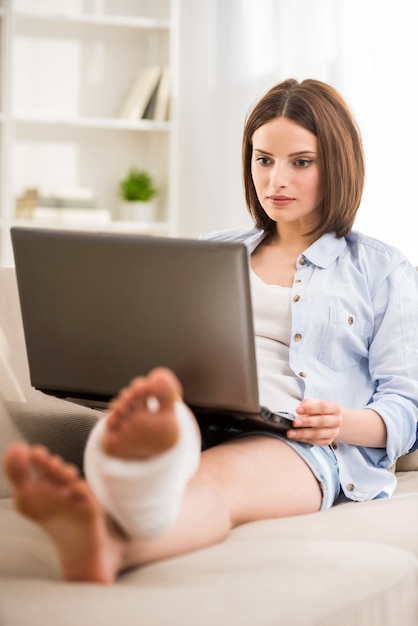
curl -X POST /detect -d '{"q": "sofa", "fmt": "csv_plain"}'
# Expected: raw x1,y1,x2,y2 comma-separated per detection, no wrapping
0,265,417,626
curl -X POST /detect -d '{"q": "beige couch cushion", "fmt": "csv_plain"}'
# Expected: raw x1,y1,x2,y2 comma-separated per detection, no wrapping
231,472,418,560
0,493,416,626
0,534,416,626
397,449,418,472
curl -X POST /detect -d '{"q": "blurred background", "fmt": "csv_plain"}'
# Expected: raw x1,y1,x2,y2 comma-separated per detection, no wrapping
178,0,417,263
1,0,416,264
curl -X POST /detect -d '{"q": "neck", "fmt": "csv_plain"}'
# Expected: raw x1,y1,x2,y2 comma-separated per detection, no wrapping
269,227,317,253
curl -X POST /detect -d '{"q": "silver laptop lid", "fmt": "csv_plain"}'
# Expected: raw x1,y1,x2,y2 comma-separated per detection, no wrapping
11,226,260,415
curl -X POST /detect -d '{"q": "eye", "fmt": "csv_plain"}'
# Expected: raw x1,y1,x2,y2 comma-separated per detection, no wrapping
255,156,271,166
295,158,313,168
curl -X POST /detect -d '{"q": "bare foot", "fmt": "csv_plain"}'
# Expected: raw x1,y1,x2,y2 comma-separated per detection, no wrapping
3,443,125,583
103,367,185,460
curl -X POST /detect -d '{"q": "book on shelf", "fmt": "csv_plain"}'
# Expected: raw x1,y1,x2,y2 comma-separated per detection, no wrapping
18,207,112,226
16,186,95,208
152,65,171,121
118,65,171,121
142,78,161,120
118,66,163,120
15,186,111,225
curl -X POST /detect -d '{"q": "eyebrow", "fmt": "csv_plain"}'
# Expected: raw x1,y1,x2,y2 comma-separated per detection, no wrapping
253,148,318,157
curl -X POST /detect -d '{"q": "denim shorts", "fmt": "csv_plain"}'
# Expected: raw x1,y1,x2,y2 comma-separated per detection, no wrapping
198,418,341,510
266,433,341,510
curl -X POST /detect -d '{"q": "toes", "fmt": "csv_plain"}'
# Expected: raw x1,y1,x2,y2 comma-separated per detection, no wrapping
70,479,93,505
150,368,183,399
140,368,182,411
43,456,79,484
29,446,79,485
30,445,52,471
107,368,182,423
3,443,32,486
108,378,147,421
148,369,181,411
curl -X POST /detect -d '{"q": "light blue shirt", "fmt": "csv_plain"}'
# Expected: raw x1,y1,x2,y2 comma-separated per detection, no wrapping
202,227,418,501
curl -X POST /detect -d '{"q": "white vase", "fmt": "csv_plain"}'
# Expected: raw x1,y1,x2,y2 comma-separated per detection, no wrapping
119,200,156,222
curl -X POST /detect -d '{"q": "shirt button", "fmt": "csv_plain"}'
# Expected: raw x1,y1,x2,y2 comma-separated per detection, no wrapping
299,371,307,378
294,333,302,341
295,279,302,283
346,483,355,492
348,316,354,325
331,442,338,450
293,295,301,302
299,257,307,266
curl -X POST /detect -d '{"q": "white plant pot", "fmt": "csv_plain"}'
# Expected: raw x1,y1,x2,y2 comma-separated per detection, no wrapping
119,200,156,222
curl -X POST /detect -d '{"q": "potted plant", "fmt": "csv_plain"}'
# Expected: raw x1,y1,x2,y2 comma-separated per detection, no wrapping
118,167,158,221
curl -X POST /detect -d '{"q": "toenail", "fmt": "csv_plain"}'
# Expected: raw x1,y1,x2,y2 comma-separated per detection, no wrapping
146,396,160,413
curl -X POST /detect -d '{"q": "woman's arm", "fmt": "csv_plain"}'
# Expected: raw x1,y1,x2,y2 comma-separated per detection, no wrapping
288,258,418,453
287,399,387,448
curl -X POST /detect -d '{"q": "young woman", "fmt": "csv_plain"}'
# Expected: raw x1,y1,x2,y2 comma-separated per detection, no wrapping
4,78,418,584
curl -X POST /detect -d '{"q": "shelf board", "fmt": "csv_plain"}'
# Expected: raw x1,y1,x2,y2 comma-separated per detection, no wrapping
14,116,172,132
14,11,172,30
10,217,172,236
105,220,172,235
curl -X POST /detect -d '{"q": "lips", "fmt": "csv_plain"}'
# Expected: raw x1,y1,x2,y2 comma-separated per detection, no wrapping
268,195,294,206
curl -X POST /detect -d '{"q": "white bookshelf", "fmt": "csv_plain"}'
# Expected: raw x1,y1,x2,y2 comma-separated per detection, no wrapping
0,0,180,266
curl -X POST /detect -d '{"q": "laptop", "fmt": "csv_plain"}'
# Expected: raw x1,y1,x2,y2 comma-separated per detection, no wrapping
11,226,295,433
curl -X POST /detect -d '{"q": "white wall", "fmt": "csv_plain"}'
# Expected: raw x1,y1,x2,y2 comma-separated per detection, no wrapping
178,0,418,264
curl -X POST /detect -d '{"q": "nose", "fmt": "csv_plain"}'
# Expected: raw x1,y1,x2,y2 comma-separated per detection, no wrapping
269,163,287,189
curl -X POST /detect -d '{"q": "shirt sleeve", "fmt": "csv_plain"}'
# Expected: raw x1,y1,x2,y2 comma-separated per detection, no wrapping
366,258,418,464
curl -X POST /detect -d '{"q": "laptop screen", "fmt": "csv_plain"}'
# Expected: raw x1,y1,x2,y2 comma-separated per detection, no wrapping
11,227,260,415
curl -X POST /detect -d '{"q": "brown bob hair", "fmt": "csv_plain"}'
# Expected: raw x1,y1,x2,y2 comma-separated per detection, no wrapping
242,78,365,238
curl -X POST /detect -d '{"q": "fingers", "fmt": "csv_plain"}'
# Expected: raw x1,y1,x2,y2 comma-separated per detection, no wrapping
287,426,338,446
287,399,342,446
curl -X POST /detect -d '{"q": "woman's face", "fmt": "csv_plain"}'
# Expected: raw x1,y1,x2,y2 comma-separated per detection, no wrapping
251,117,323,231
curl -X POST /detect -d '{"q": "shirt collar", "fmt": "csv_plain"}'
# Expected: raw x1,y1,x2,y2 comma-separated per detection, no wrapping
302,232,347,268
246,229,347,268
243,229,269,253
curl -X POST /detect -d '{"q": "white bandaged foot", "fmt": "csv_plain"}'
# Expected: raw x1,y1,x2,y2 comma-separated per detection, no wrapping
84,402,200,539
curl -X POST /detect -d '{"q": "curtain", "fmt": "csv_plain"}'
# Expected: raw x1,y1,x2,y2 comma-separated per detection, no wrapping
178,0,417,263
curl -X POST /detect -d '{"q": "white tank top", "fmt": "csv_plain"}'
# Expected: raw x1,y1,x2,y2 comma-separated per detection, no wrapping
250,269,302,413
